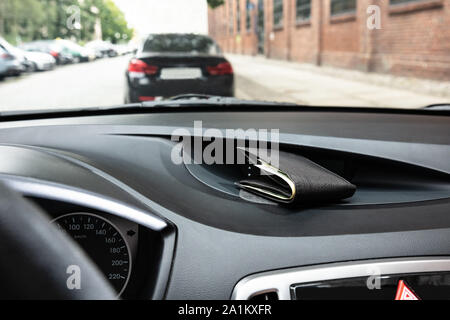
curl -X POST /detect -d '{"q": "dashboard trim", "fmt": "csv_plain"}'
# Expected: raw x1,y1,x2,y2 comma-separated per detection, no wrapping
0,176,167,231
231,257,450,300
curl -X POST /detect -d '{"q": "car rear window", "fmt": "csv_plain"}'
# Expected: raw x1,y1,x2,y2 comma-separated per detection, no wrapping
142,34,220,55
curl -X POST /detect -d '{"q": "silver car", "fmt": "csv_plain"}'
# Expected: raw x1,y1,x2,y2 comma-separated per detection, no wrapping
0,45,24,79
0,46,7,78
23,51,56,71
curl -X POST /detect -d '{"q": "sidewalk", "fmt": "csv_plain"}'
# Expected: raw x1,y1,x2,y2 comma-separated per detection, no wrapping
227,54,450,108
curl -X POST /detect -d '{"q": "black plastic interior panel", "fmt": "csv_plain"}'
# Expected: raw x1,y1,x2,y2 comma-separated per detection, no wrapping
0,108,448,299
1,110,449,172
1,138,449,237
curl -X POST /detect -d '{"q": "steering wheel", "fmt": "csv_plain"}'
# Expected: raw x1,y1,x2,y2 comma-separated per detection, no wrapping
0,182,117,300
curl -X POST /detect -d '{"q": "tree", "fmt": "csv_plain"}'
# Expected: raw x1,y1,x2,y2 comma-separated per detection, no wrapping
0,0,45,43
207,0,225,9
98,0,133,43
0,0,133,44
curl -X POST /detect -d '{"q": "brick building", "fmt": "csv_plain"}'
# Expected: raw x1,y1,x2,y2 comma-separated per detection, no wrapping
208,0,450,80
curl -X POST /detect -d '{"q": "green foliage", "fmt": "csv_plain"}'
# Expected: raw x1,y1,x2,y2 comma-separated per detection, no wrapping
0,0,46,43
0,0,133,45
99,0,133,43
207,0,225,9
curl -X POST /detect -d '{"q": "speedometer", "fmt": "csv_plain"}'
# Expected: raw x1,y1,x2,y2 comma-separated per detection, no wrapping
52,213,131,296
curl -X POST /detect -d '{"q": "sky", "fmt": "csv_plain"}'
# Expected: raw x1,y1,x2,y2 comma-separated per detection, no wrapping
113,0,209,39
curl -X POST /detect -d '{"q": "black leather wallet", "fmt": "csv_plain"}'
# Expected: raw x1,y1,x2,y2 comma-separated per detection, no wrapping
236,148,356,205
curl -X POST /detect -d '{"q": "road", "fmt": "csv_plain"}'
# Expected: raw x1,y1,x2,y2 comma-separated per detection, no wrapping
0,53,448,112
0,55,130,111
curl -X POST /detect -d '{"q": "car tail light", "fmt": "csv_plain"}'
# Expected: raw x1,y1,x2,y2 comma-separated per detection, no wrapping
128,59,158,75
139,96,156,102
49,51,59,58
1,53,15,60
207,62,233,76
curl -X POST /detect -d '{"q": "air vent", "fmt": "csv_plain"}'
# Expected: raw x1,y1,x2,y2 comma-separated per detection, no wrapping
249,291,279,301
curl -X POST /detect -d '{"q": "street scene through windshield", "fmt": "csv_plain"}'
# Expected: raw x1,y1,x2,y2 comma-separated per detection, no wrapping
0,0,449,111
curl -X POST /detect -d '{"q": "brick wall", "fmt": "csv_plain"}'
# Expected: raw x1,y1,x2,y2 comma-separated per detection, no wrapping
208,0,450,80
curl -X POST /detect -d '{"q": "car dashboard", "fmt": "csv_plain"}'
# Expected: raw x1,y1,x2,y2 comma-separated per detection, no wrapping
0,106,449,300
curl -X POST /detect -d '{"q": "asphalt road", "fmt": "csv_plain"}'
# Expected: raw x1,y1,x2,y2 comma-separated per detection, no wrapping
0,55,131,111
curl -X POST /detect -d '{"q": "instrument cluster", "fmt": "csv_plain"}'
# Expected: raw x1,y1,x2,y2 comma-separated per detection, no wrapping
29,197,169,299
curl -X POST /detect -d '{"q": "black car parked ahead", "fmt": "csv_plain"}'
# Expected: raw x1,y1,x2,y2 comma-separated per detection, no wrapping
125,34,234,103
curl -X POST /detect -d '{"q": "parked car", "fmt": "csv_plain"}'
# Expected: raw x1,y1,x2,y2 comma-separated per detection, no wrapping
20,40,74,65
56,40,95,63
125,33,234,103
0,37,32,74
0,46,20,79
0,38,26,77
0,47,6,79
23,51,56,71
85,41,105,59
85,40,118,58
114,43,132,56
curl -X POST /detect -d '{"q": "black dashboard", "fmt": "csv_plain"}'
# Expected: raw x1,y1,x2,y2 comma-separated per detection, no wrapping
0,106,449,299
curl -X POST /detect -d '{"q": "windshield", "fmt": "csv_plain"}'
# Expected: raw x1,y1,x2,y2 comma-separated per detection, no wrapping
0,0,448,111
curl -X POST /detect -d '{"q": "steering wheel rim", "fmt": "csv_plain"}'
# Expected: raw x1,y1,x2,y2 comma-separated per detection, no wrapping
0,181,117,300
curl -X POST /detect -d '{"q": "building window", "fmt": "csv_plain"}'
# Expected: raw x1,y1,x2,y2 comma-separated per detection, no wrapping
237,0,241,33
273,0,284,28
389,0,444,14
330,0,356,16
246,0,252,31
296,0,311,21
390,0,423,4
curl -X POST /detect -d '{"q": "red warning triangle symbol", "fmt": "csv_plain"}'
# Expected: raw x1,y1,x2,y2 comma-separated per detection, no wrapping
395,280,420,300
